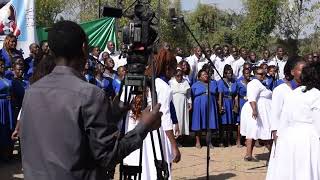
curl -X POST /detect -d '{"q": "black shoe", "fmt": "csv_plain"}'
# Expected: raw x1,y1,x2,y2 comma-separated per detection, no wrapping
244,156,259,162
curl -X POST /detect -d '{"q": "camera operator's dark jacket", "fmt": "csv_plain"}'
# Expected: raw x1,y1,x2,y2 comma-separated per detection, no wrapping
20,66,149,180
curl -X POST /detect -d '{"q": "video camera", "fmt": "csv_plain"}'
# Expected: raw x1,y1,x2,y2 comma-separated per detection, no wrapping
103,0,158,75
103,2,170,180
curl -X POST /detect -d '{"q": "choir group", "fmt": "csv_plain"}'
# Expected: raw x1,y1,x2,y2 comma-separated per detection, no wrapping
1,31,320,179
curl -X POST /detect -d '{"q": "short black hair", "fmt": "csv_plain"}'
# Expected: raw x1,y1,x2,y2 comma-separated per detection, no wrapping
48,21,87,59
223,64,233,77
197,69,207,79
40,40,48,48
267,65,276,72
254,66,264,74
29,43,38,50
301,61,320,92
284,56,305,80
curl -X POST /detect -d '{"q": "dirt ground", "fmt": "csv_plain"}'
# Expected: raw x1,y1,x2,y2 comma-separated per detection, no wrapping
0,145,268,180
169,146,268,180
113,145,268,180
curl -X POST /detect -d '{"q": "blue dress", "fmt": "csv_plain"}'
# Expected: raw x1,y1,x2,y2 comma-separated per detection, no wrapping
112,78,121,94
264,76,278,91
24,56,34,80
236,79,248,123
12,79,29,118
84,73,95,84
191,81,218,131
275,78,285,87
218,79,237,125
4,70,14,80
0,77,14,148
0,48,23,68
95,77,114,98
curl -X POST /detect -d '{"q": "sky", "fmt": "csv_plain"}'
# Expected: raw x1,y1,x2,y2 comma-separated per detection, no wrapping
181,0,243,12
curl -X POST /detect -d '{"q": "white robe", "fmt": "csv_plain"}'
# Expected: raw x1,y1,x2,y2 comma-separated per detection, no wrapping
240,79,272,140
269,56,287,80
122,78,174,180
187,54,210,81
113,55,127,71
224,55,235,65
169,78,191,135
213,56,228,81
266,87,320,180
231,57,245,78
267,83,293,176
186,54,199,81
176,56,183,63
270,83,292,132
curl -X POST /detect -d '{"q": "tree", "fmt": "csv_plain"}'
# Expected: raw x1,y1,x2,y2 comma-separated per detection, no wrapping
275,0,320,40
35,0,64,27
274,0,320,55
185,4,242,48
235,0,279,50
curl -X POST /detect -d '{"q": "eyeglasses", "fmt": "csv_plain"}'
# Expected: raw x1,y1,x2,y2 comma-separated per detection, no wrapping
256,72,265,75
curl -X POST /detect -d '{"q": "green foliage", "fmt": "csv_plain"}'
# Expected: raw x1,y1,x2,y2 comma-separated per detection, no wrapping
185,4,242,48
35,0,64,27
235,0,279,50
275,0,320,40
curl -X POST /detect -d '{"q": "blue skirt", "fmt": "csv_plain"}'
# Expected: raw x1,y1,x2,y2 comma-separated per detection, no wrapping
220,97,235,125
0,99,14,148
191,95,218,131
236,97,247,123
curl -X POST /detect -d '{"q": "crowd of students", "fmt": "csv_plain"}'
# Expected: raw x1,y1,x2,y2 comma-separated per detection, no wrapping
0,35,51,161
1,30,320,179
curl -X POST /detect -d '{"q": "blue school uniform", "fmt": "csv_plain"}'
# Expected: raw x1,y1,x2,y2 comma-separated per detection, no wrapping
12,79,29,120
218,79,237,125
191,80,218,131
24,57,34,80
0,48,23,68
4,70,14,80
84,73,95,84
236,78,249,122
95,77,114,98
275,78,285,87
0,77,14,148
265,75,283,91
112,78,121,94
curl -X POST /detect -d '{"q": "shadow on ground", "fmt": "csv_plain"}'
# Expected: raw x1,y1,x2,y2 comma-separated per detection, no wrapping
190,173,236,180
255,152,270,161
0,144,23,180
0,157,23,179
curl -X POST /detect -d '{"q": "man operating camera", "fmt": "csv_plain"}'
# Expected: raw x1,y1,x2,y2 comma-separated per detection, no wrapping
19,21,162,180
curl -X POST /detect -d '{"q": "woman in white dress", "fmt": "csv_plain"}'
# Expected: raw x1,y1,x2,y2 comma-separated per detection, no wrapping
266,62,320,180
169,69,192,137
240,67,272,161
122,49,181,180
266,58,306,178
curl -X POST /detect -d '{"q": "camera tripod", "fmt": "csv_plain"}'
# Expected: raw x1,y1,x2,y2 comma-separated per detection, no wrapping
119,59,169,180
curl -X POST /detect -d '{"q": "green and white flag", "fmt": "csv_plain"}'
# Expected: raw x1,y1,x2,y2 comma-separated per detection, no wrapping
37,17,117,51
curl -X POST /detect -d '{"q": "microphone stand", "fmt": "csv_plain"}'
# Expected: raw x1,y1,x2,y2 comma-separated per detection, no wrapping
174,16,227,180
